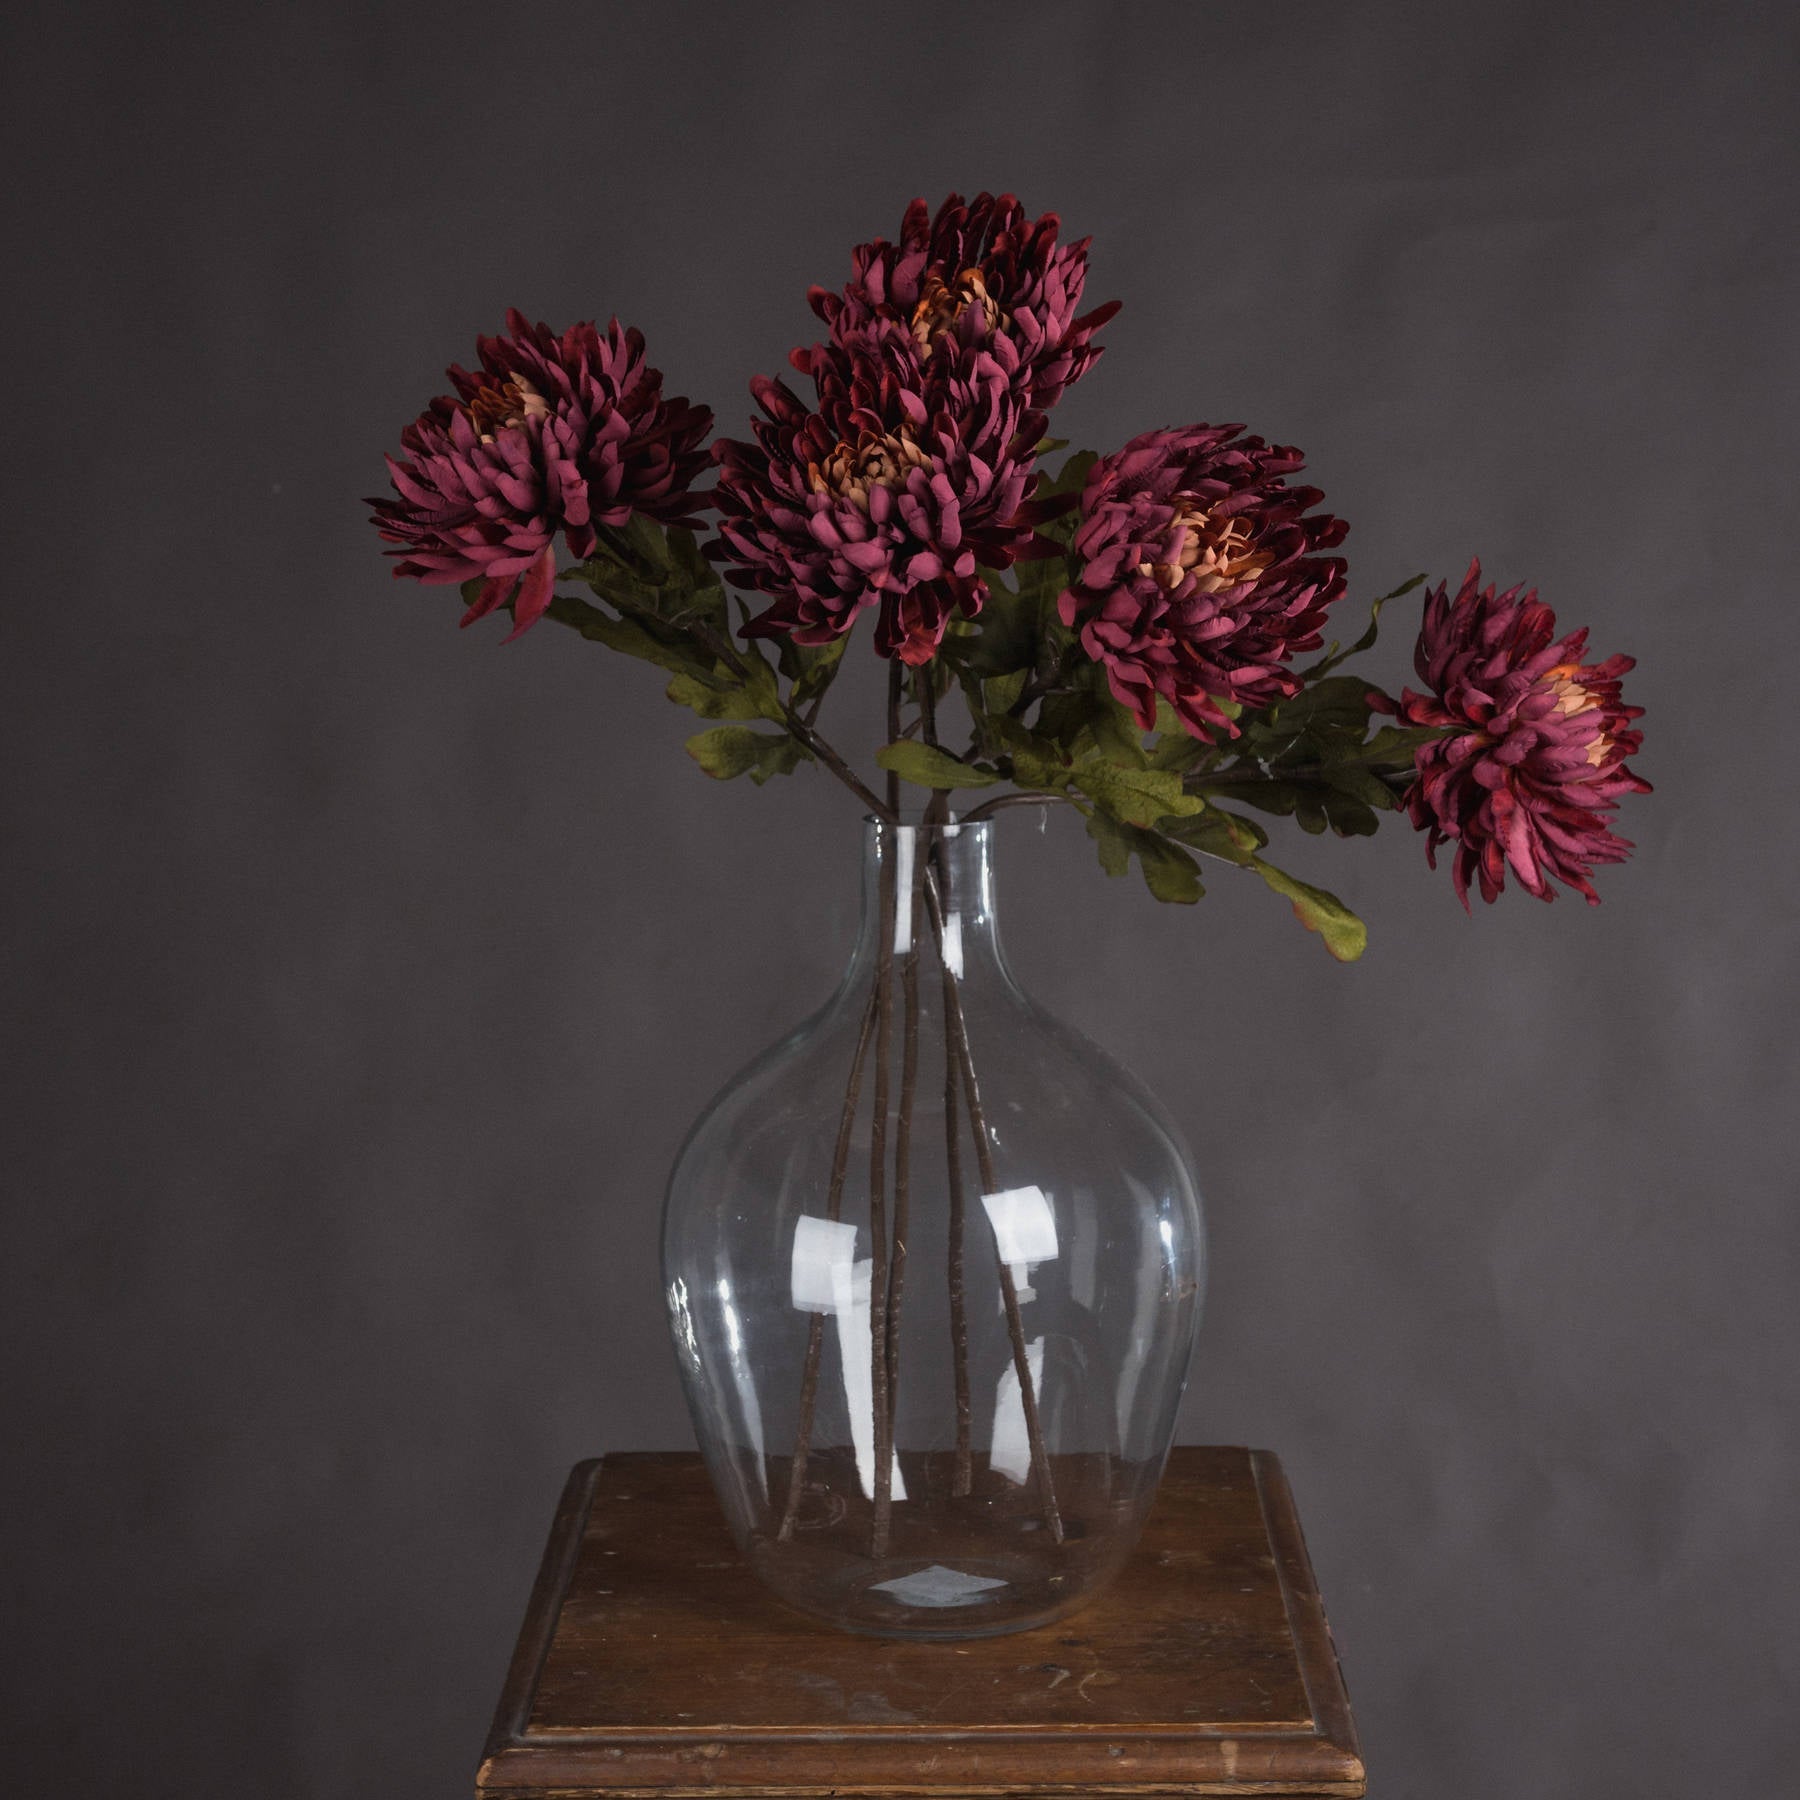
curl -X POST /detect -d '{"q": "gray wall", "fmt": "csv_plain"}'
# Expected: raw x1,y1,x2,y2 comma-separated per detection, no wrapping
4,3,1793,1795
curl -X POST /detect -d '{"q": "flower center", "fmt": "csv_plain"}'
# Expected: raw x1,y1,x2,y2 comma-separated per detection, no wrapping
1139,503,1276,594
463,375,551,442
1546,662,1610,765
910,266,1002,354
807,429,928,511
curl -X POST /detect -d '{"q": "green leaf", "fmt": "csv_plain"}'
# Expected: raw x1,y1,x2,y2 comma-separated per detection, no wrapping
982,668,1029,714
1359,722,1451,765
1042,448,1098,499
1249,857,1367,961
785,636,847,712
1301,573,1426,679
686,727,813,785
956,571,1041,677
1008,739,1074,791
1160,806,1263,867
1036,685,1102,750
545,594,719,682
1084,812,1204,904
1071,758,1204,829
875,742,1001,791
1089,691,1150,768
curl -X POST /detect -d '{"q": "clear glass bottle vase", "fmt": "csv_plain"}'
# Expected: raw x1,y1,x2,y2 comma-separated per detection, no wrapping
662,817,1205,1638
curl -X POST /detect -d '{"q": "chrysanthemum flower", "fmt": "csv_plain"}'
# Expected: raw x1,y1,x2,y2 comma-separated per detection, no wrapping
368,310,712,640
807,192,1119,414
711,324,1056,665
1058,425,1349,736
1391,560,1650,906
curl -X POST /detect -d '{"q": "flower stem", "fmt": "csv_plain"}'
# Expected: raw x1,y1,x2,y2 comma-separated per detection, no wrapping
932,841,974,1496
883,873,922,1493
691,622,898,822
775,979,880,1542
867,848,896,1559
922,869,1064,1543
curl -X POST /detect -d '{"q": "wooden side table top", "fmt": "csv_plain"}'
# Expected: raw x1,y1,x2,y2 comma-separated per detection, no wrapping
479,1447,1364,1798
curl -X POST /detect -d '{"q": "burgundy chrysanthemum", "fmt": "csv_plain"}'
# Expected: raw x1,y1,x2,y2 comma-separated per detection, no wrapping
1058,426,1350,736
1389,560,1650,907
711,321,1057,665
367,309,712,640
807,191,1120,414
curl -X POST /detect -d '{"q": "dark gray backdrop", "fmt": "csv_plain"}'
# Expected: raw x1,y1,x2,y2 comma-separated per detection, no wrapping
4,3,1794,1796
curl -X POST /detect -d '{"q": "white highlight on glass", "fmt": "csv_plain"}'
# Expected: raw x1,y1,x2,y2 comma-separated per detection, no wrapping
942,910,964,979
788,1220,905,1501
831,1258,907,1503
790,1214,858,1312
990,1335,1045,1485
982,1184,1059,1296
871,1563,1007,1608
717,1276,767,1498
893,825,915,956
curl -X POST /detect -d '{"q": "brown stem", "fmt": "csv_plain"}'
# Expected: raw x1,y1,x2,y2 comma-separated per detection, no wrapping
776,980,880,1541
932,842,974,1495
884,873,922,1457
867,843,896,1559
918,665,941,750
689,621,896,822
922,870,1064,1543
885,661,903,820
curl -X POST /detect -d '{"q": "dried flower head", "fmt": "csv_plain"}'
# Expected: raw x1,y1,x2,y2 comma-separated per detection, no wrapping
808,191,1119,414
711,316,1061,664
1059,425,1349,735
368,310,711,639
1392,561,1650,905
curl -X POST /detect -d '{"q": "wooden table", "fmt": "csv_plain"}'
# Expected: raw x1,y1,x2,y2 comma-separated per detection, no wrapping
479,1447,1365,1798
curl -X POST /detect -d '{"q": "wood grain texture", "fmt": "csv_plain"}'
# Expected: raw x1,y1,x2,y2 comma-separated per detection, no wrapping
479,1448,1364,1798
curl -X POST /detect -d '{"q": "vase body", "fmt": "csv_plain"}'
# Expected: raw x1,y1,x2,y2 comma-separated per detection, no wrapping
662,819,1204,1638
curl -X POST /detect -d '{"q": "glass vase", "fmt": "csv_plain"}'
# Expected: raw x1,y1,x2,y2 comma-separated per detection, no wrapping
662,816,1205,1638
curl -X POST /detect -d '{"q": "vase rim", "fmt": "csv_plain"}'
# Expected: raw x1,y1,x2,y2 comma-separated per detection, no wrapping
858,811,1004,833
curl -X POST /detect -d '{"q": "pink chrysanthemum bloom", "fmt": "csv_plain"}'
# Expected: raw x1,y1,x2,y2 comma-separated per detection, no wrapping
1058,425,1349,736
807,191,1120,414
368,310,712,640
1391,560,1650,906
711,322,1058,665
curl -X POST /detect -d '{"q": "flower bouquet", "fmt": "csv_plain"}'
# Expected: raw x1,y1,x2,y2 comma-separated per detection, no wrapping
369,193,1649,1638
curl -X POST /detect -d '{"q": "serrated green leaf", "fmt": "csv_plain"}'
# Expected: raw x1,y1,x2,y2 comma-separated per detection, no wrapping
686,727,812,785
980,668,1029,715
1249,858,1367,961
1009,739,1074,791
545,593,719,681
1089,691,1150,768
1036,686,1101,749
777,634,847,708
956,571,1041,677
618,513,673,577
875,742,1001,791
1084,812,1204,904
1359,722,1450,765
1159,806,1261,867
665,657,784,723
1071,758,1205,829
1318,791,1382,836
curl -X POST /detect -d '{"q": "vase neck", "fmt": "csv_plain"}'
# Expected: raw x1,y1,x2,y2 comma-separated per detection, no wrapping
850,817,1005,984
